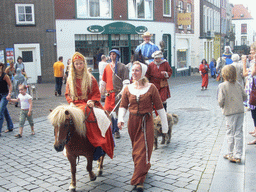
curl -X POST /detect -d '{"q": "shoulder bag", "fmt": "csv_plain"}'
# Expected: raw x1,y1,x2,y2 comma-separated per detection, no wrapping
249,78,256,106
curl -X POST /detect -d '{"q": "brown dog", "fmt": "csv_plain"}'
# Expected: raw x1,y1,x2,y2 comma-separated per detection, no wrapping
153,113,178,150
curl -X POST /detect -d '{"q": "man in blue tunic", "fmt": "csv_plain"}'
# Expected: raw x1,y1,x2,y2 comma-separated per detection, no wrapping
135,32,159,64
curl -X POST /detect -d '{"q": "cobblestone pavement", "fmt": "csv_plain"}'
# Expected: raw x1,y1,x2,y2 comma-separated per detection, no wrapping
0,74,244,191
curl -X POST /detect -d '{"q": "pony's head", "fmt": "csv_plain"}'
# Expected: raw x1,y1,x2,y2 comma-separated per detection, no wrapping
48,104,86,152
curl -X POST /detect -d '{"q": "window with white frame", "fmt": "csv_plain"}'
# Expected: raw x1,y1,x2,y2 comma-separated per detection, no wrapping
128,0,153,20
76,0,111,18
15,4,35,25
187,3,191,30
178,1,184,29
163,0,171,17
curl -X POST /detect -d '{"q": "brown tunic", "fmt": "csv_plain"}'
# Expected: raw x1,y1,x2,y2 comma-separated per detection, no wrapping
120,83,164,185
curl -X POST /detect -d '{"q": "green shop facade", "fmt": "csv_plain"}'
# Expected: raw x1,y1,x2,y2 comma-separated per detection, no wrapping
56,21,176,79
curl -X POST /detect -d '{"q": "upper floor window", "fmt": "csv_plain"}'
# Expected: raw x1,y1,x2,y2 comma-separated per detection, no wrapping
241,24,247,34
163,0,171,17
15,4,35,25
128,0,153,20
187,3,192,30
178,1,184,13
76,0,111,19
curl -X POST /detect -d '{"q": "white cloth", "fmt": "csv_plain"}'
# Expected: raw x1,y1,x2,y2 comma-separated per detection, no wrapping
93,107,111,137
18,93,32,110
98,61,108,81
118,107,127,123
156,108,168,134
225,113,244,158
128,83,151,101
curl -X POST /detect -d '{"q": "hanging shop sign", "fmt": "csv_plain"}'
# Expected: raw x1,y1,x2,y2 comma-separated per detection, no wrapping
177,13,192,25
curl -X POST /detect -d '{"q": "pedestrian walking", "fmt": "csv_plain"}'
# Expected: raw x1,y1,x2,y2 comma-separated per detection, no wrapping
63,58,71,84
117,61,168,192
242,42,256,144
53,56,65,96
209,58,216,79
135,32,159,64
100,49,129,139
231,54,244,87
0,63,13,136
13,68,27,107
65,52,114,159
98,55,108,102
14,56,26,77
218,65,247,163
8,84,34,138
199,59,209,90
145,50,172,111
5,61,15,82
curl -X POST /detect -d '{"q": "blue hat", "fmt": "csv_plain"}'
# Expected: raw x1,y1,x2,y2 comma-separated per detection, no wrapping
109,49,120,57
109,49,121,74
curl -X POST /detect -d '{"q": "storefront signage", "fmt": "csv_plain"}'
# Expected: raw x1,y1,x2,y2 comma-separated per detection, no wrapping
177,13,191,25
102,22,136,34
87,22,147,34
135,26,148,34
87,25,104,33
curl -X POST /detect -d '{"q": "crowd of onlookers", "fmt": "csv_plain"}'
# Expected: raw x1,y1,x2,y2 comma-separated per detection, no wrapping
198,43,256,164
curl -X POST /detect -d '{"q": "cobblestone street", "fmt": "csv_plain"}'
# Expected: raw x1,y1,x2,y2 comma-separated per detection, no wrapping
0,74,255,191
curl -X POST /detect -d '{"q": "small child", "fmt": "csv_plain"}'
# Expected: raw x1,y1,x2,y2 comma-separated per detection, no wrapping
218,65,247,163
8,84,35,138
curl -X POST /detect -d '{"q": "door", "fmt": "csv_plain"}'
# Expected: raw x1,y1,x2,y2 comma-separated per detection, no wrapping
14,44,41,84
20,48,37,83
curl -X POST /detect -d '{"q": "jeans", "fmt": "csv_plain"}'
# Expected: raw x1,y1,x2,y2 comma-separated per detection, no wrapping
0,95,14,133
55,77,63,95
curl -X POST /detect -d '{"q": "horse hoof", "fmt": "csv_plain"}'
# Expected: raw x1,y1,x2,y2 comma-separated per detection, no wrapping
98,170,103,176
69,184,76,192
90,176,97,181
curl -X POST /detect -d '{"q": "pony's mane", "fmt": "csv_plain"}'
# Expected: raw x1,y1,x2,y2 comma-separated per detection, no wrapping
48,104,86,137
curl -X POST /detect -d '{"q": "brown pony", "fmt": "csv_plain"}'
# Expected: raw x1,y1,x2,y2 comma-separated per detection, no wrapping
48,104,104,191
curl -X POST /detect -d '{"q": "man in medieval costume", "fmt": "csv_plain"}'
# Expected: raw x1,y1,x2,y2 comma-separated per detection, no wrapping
100,49,129,138
135,32,159,64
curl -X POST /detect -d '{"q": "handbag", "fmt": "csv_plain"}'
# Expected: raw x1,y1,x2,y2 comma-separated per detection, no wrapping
249,78,256,106
160,79,168,88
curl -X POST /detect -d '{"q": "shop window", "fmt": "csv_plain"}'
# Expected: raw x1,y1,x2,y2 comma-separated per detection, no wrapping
128,0,153,20
163,0,171,17
177,49,187,69
15,4,35,25
76,0,111,18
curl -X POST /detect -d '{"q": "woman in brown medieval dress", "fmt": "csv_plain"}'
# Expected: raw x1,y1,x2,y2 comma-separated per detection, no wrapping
117,61,168,192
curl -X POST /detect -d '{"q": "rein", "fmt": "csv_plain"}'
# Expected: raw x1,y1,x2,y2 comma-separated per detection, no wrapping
84,106,97,123
63,117,80,166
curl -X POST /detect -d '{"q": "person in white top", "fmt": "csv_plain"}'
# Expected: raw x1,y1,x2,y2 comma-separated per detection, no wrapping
98,55,108,102
8,84,34,138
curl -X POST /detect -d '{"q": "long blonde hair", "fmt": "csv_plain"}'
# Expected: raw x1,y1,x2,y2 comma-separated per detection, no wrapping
67,52,92,100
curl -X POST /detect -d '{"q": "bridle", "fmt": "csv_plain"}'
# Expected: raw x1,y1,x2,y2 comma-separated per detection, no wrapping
62,117,75,145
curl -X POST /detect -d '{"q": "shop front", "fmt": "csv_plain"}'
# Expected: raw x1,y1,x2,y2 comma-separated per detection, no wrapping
56,20,174,80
